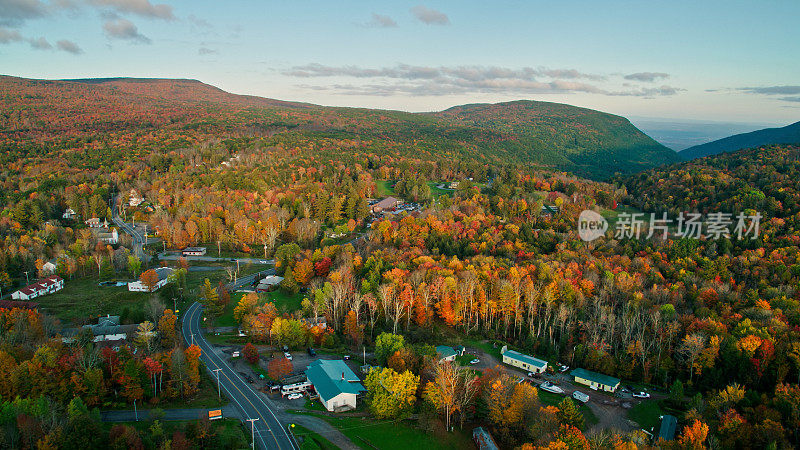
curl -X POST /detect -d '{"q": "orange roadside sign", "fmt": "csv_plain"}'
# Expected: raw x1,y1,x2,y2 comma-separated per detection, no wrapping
208,409,223,420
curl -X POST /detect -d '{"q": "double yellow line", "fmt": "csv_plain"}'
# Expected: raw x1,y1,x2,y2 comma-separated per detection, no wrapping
184,303,295,450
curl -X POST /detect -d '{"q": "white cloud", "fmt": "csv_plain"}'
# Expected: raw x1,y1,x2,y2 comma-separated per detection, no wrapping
56,39,82,53
103,17,150,43
367,13,397,28
410,5,449,25
88,0,173,20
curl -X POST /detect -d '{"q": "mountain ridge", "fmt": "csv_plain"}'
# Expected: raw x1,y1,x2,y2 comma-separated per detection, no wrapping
0,75,678,180
680,120,800,160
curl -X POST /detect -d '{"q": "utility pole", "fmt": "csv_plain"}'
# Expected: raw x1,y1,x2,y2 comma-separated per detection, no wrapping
23,271,30,284
191,333,195,346
213,368,222,399
133,399,138,421
246,418,259,450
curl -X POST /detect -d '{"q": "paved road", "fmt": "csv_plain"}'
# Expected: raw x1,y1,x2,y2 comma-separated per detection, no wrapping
182,301,297,450
101,405,240,422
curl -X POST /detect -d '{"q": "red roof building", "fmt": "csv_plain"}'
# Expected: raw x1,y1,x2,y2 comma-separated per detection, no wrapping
11,276,64,301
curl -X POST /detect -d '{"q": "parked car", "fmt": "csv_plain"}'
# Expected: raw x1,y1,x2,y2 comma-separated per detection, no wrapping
287,393,303,400
259,260,269,264
558,364,570,373
572,391,590,403
343,355,351,360
469,358,480,365
284,352,293,361
632,391,651,399
307,347,317,357
282,345,289,352
539,381,564,394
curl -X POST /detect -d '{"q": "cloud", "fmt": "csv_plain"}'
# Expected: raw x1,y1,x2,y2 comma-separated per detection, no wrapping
103,18,150,43
738,85,800,95
188,14,212,29
198,46,216,55
624,72,669,82
367,13,397,28
88,0,173,20
0,27,23,43
0,0,49,26
56,38,81,53
284,63,683,98
410,5,449,25
28,35,50,49
778,96,800,103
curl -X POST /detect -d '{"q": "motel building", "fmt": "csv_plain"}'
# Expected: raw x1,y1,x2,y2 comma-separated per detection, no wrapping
570,368,621,393
500,345,548,373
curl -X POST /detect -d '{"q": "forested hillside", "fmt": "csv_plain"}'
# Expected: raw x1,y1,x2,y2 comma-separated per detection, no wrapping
1,76,799,449
0,76,676,180
434,100,679,178
680,120,800,160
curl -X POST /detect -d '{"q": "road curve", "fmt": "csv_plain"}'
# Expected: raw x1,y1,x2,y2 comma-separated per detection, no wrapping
181,301,297,450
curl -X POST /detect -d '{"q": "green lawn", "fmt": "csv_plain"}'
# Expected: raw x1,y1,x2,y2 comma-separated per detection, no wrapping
427,182,454,197
263,289,304,313
537,390,597,430
627,400,666,429
290,412,473,450
38,276,149,325
291,423,339,450
375,180,395,197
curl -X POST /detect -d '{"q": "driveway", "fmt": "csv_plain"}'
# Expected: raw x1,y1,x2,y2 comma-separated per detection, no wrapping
466,341,639,435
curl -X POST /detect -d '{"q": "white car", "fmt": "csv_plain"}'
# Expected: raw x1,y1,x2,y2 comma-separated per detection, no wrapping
632,391,651,399
538,381,564,394
469,358,480,364
284,352,292,361
287,393,303,400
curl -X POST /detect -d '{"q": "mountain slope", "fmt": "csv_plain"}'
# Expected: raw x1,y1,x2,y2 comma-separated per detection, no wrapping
0,75,676,180
680,120,800,160
433,100,679,179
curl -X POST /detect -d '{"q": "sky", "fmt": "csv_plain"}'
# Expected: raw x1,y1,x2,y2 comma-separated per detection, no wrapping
1,0,799,124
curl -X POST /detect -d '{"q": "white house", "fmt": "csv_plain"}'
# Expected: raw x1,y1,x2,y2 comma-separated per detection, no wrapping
41,258,58,275
128,267,174,292
129,189,144,207
98,229,119,244
11,275,64,300
86,218,108,228
62,208,76,220
255,275,284,293
181,247,207,256
501,346,548,373
305,359,365,412
436,345,458,363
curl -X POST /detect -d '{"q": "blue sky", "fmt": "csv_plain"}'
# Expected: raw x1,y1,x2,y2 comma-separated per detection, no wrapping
1,0,799,123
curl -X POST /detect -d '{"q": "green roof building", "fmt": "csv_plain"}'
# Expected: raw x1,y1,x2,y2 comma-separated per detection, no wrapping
305,359,365,412
570,368,621,392
436,345,458,362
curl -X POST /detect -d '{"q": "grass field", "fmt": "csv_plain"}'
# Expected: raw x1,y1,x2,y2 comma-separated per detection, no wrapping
627,400,666,429
291,412,473,450
38,276,148,325
427,182,454,197
375,180,396,197
292,423,339,450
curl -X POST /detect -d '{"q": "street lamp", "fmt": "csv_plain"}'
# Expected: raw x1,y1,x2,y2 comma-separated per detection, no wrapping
246,418,259,449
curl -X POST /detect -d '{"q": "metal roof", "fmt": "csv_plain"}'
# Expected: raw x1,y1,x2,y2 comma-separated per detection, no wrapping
658,415,678,441
305,359,365,402
570,368,621,387
436,345,457,359
503,349,547,369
